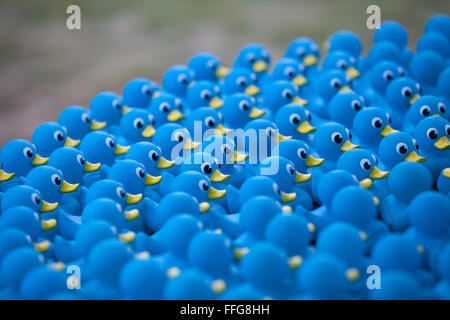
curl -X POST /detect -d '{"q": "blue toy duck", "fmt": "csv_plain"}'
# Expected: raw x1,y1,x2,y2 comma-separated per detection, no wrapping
186,80,223,109
125,141,175,178
425,14,450,41
19,265,68,300
188,52,229,82
433,243,450,299
284,37,320,76
222,68,260,96
328,92,365,128
88,92,124,133
79,131,129,168
438,67,450,102
416,32,449,60
361,41,404,73
164,268,215,300
233,43,271,80
404,95,447,133
58,105,105,141
184,107,230,140
322,50,360,80
31,122,79,157
352,107,397,151
147,93,185,126
122,78,161,109
1,185,59,216
410,50,445,95
414,116,449,179
180,152,230,185
325,30,362,59
162,65,194,98
272,139,324,174
378,132,426,170
274,103,316,142
268,58,308,88
220,93,266,129
437,167,450,195
118,108,156,144
262,80,307,115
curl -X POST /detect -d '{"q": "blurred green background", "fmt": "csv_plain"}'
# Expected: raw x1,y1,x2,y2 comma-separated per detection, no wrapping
0,0,448,147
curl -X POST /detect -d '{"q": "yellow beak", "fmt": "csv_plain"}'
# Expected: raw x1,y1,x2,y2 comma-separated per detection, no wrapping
281,191,297,203
114,144,130,155
199,202,210,214
253,60,268,72
339,86,352,93
124,209,140,222
359,178,373,189
340,140,360,151
40,200,58,213
84,161,101,173
210,169,231,182
380,125,398,137
33,240,50,253
214,123,232,135
167,109,185,122
346,67,360,79
60,180,79,193
288,255,303,270
215,65,230,78
183,139,201,150
208,186,227,200
276,133,292,144
297,121,316,134
32,154,48,166
141,125,156,137
64,137,80,147
248,107,266,119
346,268,360,282
234,247,250,260
295,171,311,183
209,97,224,109
245,84,260,96
157,156,176,169
291,96,308,106
434,136,450,150
122,106,132,115
373,196,380,206
303,54,317,66
90,120,107,131
119,231,136,243
369,166,389,179
152,91,160,99
41,218,57,231
305,155,324,167
443,168,450,178
231,151,248,163
126,193,143,205
409,94,420,105
405,151,426,163
0,169,15,182
293,74,308,86
145,173,162,186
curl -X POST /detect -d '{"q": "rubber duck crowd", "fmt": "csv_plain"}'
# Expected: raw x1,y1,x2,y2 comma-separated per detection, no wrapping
0,15,449,300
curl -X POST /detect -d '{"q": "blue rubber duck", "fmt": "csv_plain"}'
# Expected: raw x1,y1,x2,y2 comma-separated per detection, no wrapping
410,50,445,94
79,131,130,167
118,108,156,144
119,258,166,300
19,265,67,300
180,152,230,184
437,168,450,195
0,139,47,182
272,139,324,173
438,67,450,102
381,162,433,231
336,148,389,183
385,77,422,128
0,165,15,190
222,68,260,96
1,185,58,215
404,95,447,132
122,78,161,109
262,80,307,114
31,122,80,157
85,179,143,209
274,103,316,141
425,14,450,41
0,229,36,261
125,141,175,177
269,58,308,88
322,50,360,80
367,60,405,96
328,92,365,128
312,122,359,170
233,43,271,79
164,268,215,300
361,41,403,73
414,116,449,179
147,93,185,126
186,80,223,109
284,37,320,74
378,132,426,169
369,270,421,300
374,21,408,49
433,243,450,299
162,65,194,98
325,30,362,59
188,52,229,81
416,32,449,60
58,105,105,141
184,107,230,139
352,107,397,151
88,92,124,132
220,93,266,129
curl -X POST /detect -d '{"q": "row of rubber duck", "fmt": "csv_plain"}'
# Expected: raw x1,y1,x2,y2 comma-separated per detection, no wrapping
0,15,449,300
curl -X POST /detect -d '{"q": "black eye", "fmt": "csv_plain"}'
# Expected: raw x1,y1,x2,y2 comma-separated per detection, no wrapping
32,193,41,205
222,145,231,155
306,110,312,121
77,154,85,166
398,68,405,76
412,139,419,150
331,132,343,144
297,148,307,159
133,118,144,129
386,113,392,123
54,131,64,142
159,102,170,113
396,143,408,155
113,100,121,110
351,100,361,111
360,159,371,171
383,70,394,81
438,103,446,114
82,113,91,123
142,85,152,95
371,117,383,129
204,116,215,127
266,127,276,137
247,54,255,63
149,150,159,161
51,174,61,186
420,106,431,116
282,89,292,99
175,99,183,110
427,128,438,140
286,164,295,175
337,60,346,70
289,113,300,125
239,100,250,111
116,187,126,198
346,129,352,139
201,162,212,174
401,87,412,97
136,167,145,178
199,180,209,191
23,147,34,159
200,90,211,100
178,134,184,142
105,137,115,149
330,78,341,89
446,125,450,136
